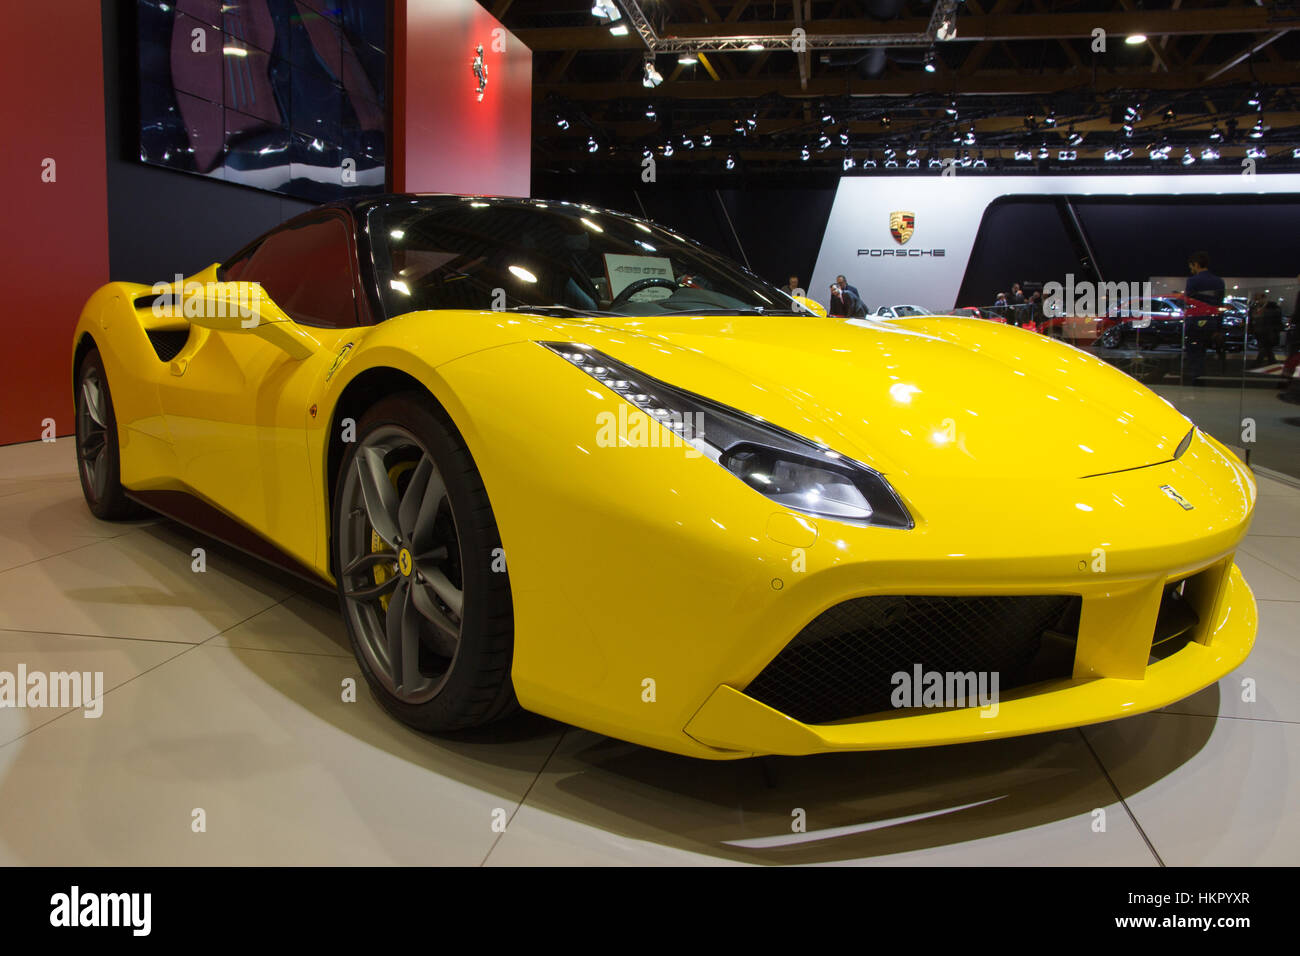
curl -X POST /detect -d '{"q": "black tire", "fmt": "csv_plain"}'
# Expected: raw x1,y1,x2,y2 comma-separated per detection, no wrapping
1098,326,1124,350
74,348,144,520
332,392,517,732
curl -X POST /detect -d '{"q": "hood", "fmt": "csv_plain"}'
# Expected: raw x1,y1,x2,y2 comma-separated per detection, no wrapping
525,312,1192,481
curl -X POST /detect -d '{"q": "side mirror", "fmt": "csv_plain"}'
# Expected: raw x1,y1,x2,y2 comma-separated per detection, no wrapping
156,265,318,360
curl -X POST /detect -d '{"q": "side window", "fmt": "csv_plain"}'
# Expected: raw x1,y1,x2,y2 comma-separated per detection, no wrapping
223,216,357,328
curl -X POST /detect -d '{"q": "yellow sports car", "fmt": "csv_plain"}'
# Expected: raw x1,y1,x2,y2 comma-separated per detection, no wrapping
72,195,1257,759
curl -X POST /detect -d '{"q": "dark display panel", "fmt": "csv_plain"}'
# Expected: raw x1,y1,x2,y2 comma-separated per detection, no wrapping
137,0,387,201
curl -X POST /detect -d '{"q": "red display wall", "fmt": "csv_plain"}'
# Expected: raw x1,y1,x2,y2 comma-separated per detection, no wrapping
392,0,532,197
1,2,110,445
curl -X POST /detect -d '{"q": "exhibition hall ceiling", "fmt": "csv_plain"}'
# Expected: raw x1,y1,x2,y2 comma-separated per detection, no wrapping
484,0,1300,177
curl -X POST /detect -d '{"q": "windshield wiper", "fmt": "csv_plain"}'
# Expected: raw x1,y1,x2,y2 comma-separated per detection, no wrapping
500,304,620,318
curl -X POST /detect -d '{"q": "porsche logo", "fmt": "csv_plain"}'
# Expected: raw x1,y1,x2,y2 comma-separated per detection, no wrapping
889,211,915,246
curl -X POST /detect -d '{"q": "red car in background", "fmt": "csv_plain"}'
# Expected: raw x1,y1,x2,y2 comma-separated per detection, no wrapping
953,305,1040,333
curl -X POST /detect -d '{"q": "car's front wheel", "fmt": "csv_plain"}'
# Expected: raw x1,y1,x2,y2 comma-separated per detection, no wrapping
1098,325,1125,349
333,393,517,731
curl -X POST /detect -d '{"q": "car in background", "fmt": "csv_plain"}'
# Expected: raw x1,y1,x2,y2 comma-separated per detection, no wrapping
951,306,993,321
1096,293,1238,350
874,304,934,319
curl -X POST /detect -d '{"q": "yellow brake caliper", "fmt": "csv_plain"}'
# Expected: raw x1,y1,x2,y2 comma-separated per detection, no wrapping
372,460,416,613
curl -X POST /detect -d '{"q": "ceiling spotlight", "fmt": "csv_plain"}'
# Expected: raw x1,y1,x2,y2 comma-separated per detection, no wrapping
733,118,746,135
1037,143,1049,159
958,151,972,168
591,0,621,21
1181,147,1195,166
818,132,832,150
1067,128,1084,146
906,156,921,168
883,147,896,160
644,103,657,120
1044,110,1057,128
1201,145,1220,160
1209,126,1223,142
884,155,899,168
1149,142,1171,161
906,144,919,157
937,17,957,41
554,115,569,130
843,152,856,170
800,145,811,161
1118,146,1133,159
609,23,629,35
973,150,988,167
928,155,945,169
642,58,664,88
923,48,937,73
1014,147,1034,161
1163,106,1176,122
839,130,850,146
681,134,694,149
1057,149,1077,161
861,152,877,168
677,54,698,65
1125,34,1147,45
662,142,673,157
821,110,835,125
747,42,765,51
1293,147,1300,159
1247,146,1266,159
1247,90,1262,108
725,153,736,170
1122,122,1135,137
880,114,892,128
946,100,958,118
963,128,976,146
1103,148,1121,161
745,113,758,132
1250,117,1266,139
586,137,599,153
701,130,712,147
1123,103,1142,123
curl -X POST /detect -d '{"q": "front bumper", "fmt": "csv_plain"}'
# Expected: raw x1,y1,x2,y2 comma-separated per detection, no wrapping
684,561,1255,755
439,343,1258,760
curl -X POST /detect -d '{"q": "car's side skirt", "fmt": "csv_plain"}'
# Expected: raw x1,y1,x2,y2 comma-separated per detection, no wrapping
126,489,333,591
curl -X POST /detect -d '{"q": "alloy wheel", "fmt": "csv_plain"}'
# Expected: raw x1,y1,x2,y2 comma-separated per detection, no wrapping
338,426,465,703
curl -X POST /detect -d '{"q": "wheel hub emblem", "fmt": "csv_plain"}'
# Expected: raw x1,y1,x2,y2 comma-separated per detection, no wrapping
398,548,413,576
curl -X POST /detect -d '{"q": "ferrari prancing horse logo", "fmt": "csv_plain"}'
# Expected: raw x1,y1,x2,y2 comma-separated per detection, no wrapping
1159,484,1194,510
889,210,915,245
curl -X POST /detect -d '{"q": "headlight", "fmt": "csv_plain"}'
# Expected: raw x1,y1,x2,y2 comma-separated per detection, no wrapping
540,342,913,529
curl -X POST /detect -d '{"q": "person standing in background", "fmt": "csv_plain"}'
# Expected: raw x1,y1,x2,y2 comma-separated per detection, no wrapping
1183,251,1225,384
1250,293,1283,365
785,275,805,299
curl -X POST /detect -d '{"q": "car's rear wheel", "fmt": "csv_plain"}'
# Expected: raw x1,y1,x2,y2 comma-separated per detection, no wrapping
75,348,143,520
333,393,517,731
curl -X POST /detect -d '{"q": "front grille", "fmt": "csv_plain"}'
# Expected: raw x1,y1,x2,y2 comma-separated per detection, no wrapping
744,594,1081,724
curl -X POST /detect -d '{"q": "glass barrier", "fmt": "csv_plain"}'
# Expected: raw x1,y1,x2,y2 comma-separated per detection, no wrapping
947,289,1300,482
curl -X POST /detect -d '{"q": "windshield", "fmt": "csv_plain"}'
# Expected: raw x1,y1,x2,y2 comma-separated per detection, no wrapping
366,197,805,319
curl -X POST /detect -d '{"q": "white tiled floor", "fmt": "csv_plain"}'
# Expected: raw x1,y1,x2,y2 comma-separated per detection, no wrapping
0,438,1296,866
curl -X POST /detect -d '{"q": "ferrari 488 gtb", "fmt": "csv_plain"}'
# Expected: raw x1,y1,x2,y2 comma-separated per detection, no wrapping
71,195,1256,758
